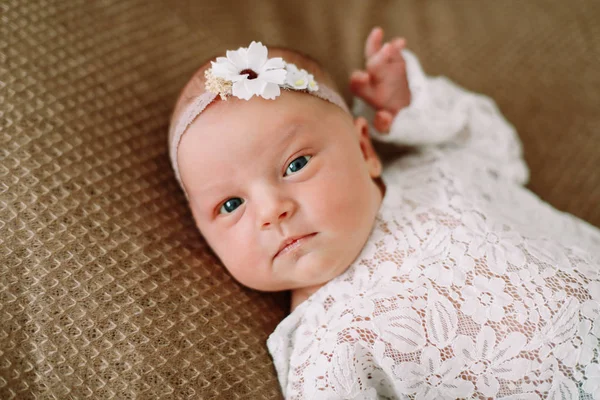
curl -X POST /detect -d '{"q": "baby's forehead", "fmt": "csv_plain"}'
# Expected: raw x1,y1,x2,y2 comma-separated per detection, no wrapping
180,111,316,198
180,94,339,170
192,95,318,143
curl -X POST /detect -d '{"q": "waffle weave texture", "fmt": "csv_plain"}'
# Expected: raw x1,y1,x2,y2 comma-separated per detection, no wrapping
1,0,599,398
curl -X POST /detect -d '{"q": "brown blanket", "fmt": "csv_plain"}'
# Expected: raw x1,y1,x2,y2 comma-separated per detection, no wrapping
1,0,598,398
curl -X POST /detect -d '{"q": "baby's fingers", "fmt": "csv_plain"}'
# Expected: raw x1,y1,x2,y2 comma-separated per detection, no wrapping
349,70,371,95
366,43,389,76
350,70,371,90
367,41,407,81
350,70,370,85
368,38,406,67
374,110,393,134
365,27,384,59
391,37,407,52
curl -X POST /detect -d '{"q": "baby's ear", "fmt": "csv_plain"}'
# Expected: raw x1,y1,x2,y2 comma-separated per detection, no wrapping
354,117,382,178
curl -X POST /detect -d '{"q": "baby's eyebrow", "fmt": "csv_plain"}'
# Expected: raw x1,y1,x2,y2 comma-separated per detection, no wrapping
197,180,230,197
276,121,305,146
196,122,308,199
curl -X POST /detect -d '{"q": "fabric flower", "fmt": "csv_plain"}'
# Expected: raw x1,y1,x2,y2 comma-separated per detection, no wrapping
582,300,600,338
210,41,286,100
532,297,580,358
392,346,474,399
421,228,474,287
453,326,530,397
281,64,304,90
284,63,319,91
553,318,598,367
453,212,525,275
307,74,318,91
461,275,512,324
553,300,600,368
510,298,540,325
284,64,308,89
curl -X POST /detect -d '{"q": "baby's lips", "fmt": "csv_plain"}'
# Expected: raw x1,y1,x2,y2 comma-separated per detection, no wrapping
273,233,318,259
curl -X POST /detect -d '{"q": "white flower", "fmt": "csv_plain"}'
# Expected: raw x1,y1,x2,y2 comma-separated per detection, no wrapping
210,41,286,100
425,289,458,348
582,300,600,338
327,342,363,398
461,275,512,324
284,64,308,89
553,300,600,368
553,318,598,367
507,264,555,321
453,326,530,397
333,261,404,317
510,298,540,324
374,306,426,353
531,297,580,357
392,346,474,399
284,63,318,91
508,264,550,294
453,212,525,275
421,228,474,287
307,74,318,91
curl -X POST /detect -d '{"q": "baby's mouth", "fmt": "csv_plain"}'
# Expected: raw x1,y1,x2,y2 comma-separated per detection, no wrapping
274,233,317,259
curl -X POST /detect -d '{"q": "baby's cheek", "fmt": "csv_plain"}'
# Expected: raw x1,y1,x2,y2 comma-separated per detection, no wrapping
307,177,368,251
214,221,266,289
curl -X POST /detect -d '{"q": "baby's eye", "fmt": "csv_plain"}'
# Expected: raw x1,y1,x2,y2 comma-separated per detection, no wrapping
219,197,244,214
284,155,312,176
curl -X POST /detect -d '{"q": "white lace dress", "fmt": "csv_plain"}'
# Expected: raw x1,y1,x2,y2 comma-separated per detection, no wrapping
266,50,600,400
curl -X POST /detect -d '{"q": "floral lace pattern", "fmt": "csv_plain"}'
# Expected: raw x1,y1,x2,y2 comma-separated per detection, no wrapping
267,50,600,399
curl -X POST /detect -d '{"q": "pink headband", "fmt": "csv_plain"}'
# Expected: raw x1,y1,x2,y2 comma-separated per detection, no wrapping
168,41,350,200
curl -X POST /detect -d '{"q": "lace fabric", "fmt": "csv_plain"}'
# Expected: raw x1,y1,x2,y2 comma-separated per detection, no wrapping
267,50,600,399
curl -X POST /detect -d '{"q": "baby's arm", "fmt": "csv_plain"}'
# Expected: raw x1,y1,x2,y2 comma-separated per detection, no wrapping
351,28,529,185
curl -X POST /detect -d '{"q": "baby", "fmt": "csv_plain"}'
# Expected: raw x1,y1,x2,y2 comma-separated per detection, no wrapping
168,28,600,399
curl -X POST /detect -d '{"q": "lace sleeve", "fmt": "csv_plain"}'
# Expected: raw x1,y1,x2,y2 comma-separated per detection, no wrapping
353,49,529,185
277,319,391,399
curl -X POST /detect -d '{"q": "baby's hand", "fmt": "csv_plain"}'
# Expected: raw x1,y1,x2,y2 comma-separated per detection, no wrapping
350,27,411,133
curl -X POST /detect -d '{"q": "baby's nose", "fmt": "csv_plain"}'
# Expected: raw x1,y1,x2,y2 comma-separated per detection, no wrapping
262,210,288,228
259,196,295,230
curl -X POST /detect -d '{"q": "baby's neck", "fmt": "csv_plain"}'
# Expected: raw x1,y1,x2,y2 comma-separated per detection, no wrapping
290,284,325,312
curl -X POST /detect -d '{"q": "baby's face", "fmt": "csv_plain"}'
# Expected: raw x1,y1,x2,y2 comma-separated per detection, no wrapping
178,91,382,292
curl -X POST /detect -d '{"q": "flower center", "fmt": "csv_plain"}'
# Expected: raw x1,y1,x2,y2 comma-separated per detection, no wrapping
426,374,442,387
479,292,493,306
472,360,490,374
240,69,258,79
485,232,500,244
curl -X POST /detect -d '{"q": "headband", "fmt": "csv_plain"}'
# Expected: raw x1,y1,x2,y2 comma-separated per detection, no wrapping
168,41,350,200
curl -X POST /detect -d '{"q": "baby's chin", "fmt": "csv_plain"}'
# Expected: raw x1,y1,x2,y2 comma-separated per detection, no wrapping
268,228,371,291
273,245,338,289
